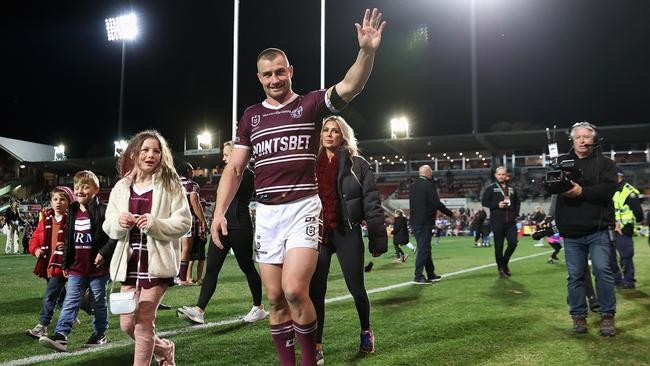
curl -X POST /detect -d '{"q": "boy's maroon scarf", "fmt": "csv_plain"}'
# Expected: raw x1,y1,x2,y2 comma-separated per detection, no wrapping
33,209,67,278
316,152,339,243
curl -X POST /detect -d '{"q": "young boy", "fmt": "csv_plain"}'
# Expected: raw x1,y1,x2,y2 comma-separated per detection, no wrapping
26,186,74,338
40,171,116,352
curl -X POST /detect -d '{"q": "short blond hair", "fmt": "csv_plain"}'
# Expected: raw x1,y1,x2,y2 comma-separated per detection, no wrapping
73,170,100,189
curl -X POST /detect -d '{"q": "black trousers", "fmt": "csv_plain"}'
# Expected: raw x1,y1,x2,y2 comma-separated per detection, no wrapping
310,225,370,343
196,227,262,310
393,241,405,257
491,221,518,269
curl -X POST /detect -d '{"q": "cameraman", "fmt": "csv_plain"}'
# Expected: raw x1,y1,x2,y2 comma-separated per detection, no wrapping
609,168,643,289
482,166,520,278
554,122,617,336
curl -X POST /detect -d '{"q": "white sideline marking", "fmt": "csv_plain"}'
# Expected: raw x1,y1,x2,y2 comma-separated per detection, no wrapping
4,250,552,366
326,250,552,303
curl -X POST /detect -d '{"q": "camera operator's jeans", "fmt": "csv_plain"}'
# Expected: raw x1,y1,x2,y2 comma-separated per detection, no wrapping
564,230,616,317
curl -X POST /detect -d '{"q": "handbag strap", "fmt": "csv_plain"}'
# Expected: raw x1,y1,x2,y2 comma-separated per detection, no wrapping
109,225,144,295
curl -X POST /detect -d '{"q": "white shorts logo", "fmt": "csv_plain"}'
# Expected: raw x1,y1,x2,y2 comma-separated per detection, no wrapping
306,226,316,237
290,106,303,118
251,115,261,127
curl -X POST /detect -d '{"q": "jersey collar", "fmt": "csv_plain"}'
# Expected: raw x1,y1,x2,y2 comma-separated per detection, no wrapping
262,93,298,110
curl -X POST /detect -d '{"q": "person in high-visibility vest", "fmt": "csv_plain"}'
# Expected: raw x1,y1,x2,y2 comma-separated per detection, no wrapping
609,167,644,289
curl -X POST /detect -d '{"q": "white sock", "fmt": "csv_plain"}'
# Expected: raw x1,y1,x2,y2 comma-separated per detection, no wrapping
406,243,415,251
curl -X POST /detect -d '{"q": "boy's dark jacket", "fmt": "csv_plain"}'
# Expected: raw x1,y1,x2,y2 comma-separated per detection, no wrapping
62,196,117,270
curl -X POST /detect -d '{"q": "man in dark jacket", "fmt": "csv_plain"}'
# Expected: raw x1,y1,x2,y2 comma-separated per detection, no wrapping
409,165,453,284
482,166,520,278
553,122,617,337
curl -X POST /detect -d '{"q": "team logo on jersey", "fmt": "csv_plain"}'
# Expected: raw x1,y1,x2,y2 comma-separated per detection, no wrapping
306,225,316,237
290,106,303,118
251,114,261,127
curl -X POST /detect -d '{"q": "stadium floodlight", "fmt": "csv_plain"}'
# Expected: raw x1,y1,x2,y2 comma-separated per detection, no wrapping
54,144,66,161
105,12,139,141
390,117,409,139
114,139,128,157
197,131,212,150
105,13,138,41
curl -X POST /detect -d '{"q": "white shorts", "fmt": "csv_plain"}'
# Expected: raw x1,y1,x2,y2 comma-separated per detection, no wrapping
182,219,195,238
254,195,322,264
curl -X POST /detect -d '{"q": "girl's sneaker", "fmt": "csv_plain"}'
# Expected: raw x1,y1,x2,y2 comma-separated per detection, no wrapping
360,330,375,354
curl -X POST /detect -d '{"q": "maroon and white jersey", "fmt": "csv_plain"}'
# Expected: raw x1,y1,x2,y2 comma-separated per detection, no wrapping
180,176,199,216
69,210,107,277
235,89,337,205
124,185,173,288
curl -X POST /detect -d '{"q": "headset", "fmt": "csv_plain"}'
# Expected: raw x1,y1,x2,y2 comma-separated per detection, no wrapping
568,121,602,147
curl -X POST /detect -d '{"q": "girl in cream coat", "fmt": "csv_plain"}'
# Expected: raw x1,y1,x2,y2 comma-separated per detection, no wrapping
104,130,191,366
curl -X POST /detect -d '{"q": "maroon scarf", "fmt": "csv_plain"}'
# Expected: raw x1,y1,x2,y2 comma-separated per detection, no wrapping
316,152,339,244
33,209,67,278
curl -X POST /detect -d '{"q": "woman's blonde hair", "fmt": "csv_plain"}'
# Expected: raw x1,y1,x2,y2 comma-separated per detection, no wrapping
117,129,181,193
320,115,359,157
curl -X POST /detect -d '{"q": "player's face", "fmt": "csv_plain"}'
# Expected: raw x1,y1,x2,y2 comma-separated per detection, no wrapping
138,138,162,175
572,127,595,157
222,145,232,165
257,55,293,103
495,169,507,184
50,193,69,216
74,183,99,206
321,120,343,150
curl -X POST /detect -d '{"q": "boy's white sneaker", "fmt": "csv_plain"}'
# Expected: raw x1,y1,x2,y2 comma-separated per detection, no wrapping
26,323,48,339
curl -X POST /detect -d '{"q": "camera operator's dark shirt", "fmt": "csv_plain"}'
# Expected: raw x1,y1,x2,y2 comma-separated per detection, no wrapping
555,151,616,238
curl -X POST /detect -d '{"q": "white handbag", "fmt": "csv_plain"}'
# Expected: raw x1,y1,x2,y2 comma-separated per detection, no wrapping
109,290,139,315
109,228,143,315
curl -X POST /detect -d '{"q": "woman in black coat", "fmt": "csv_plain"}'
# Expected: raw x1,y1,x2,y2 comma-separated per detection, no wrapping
310,115,387,364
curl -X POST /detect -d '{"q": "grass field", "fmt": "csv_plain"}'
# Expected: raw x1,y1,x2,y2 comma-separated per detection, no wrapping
1,234,650,365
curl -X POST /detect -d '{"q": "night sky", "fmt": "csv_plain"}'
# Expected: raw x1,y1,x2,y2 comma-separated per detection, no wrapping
4,0,650,158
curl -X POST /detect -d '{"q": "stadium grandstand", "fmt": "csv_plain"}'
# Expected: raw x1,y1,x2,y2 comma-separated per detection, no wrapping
363,123,650,221
1,124,649,223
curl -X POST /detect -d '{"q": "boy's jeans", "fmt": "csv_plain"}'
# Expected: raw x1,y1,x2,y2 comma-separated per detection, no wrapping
39,276,67,326
55,274,109,336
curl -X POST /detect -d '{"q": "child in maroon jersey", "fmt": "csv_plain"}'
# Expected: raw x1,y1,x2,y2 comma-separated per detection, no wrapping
25,186,74,339
39,171,116,352
104,130,191,366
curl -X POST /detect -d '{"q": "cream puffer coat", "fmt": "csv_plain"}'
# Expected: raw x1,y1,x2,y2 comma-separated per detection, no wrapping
104,175,192,282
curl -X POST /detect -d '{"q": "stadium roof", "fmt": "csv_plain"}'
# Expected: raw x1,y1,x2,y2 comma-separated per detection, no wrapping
358,124,650,157
0,136,55,162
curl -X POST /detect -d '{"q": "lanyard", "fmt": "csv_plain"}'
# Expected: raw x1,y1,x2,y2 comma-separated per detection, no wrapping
496,183,509,199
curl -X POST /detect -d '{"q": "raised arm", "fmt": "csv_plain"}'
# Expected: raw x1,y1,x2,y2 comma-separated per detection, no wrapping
329,8,386,103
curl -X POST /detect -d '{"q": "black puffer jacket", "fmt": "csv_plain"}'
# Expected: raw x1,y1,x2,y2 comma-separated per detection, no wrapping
63,197,117,270
392,215,409,245
336,150,388,254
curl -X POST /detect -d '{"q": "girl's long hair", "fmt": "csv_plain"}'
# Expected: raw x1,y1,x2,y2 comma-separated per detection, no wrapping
117,129,181,193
